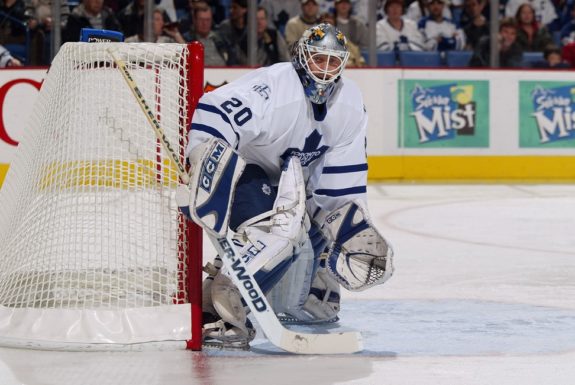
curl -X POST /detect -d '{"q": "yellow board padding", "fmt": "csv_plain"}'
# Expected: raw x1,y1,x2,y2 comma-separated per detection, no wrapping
367,155,575,181
0,164,7,187
0,159,180,190
2,156,575,189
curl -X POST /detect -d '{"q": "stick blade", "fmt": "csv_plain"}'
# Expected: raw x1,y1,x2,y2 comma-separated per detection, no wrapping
277,330,363,355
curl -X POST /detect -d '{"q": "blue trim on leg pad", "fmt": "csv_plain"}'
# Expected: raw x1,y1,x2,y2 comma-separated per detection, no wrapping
254,256,295,294
308,222,327,280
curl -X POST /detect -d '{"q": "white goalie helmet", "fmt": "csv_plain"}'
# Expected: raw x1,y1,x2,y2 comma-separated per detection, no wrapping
292,23,350,104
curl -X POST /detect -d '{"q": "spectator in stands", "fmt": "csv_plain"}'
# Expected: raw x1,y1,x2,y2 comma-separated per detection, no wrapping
460,0,489,50
555,0,574,33
515,3,553,52
203,0,226,25
183,4,233,66
285,0,319,46
178,0,224,35
450,0,465,26
531,44,570,67
559,3,575,44
25,0,70,64
405,0,452,23
236,6,289,66
561,40,575,66
505,0,557,27
0,43,22,66
0,0,28,46
333,0,368,49
102,0,130,13
376,0,427,51
117,0,144,39
259,0,300,35
469,17,524,67
62,0,121,43
125,7,184,42
25,0,70,34
419,0,466,51
319,11,364,66
354,0,385,24
217,0,247,49
157,0,177,23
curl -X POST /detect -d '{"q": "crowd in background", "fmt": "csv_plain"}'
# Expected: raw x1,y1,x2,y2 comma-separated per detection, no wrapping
1,0,575,68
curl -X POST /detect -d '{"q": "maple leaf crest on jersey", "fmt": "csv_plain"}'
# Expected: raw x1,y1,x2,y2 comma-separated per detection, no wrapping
280,130,329,167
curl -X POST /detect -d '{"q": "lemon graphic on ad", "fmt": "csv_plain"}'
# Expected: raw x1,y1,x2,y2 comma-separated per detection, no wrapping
451,85,473,104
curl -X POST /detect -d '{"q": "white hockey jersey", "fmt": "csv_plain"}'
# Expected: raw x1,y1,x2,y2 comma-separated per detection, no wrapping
376,17,427,51
187,62,369,224
418,17,466,51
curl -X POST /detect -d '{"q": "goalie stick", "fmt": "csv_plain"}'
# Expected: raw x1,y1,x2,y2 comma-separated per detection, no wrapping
107,47,363,354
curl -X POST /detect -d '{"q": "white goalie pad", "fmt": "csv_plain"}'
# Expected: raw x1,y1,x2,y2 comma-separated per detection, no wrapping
211,273,251,336
269,156,308,245
231,156,309,281
204,157,309,335
302,267,341,321
322,201,394,292
267,236,341,324
266,237,316,321
175,138,245,237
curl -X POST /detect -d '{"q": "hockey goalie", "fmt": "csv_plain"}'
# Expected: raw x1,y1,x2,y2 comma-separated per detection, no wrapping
178,23,394,349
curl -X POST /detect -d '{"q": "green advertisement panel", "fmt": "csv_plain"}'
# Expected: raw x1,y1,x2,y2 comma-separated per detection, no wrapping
399,80,489,148
519,81,575,148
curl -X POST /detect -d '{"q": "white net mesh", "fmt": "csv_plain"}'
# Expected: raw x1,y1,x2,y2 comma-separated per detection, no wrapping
0,43,195,313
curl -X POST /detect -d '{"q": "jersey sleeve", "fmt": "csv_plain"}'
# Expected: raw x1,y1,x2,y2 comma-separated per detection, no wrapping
307,108,369,227
185,72,271,158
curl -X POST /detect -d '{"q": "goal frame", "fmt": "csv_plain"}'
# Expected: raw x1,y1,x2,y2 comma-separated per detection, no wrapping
185,41,204,351
0,42,205,351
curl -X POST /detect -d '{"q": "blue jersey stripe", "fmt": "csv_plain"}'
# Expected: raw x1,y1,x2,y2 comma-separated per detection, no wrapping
315,186,367,197
190,123,229,143
323,163,368,174
197,103,231,124
195,103,240,148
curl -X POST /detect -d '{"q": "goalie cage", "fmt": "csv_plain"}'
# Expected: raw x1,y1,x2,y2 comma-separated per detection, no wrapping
0,42,205,351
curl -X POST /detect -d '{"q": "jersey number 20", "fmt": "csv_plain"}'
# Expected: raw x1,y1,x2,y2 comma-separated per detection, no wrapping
221,98,252,127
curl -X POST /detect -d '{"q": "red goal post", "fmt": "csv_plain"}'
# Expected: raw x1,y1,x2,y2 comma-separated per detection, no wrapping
0,42,204,351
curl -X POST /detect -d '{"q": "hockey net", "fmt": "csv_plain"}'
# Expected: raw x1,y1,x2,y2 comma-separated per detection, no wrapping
0,42,204,350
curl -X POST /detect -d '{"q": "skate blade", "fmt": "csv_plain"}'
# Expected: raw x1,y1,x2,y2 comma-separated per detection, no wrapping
277,314,340,325
202,338,250,351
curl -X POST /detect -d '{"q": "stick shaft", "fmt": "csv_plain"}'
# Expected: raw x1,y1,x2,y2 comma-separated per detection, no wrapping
107,48,189,184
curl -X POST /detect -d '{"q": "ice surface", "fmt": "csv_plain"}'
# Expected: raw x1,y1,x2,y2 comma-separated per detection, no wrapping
0,184,574,385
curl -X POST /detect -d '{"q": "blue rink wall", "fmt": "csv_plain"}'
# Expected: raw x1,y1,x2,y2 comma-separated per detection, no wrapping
1,67,575,187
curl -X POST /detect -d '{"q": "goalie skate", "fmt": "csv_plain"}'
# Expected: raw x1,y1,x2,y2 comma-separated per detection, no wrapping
201,259,256,350
202,313,256,350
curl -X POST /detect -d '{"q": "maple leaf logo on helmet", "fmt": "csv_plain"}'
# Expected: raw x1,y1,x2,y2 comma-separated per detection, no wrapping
336,31,347,46
303,25,327,44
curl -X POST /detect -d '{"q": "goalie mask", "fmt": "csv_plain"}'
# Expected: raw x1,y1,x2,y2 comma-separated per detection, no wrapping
292,23,350,104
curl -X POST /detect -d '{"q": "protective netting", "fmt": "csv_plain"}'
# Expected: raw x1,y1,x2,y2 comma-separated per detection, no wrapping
0,43,194,311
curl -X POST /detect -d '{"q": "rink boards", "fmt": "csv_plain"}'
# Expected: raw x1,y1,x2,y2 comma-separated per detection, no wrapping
2,67,575,185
